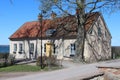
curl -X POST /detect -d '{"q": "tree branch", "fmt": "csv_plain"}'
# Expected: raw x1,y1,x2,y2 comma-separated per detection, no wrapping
54,3,72,16
66,0,77,4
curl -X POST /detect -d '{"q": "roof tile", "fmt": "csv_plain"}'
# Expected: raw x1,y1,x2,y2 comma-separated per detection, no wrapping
9,12,100,39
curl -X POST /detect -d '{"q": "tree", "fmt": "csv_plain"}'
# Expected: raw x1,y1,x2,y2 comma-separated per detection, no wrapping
38,0,120,62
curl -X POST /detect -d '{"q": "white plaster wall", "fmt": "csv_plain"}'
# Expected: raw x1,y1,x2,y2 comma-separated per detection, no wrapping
10,40,25,59
64,39,76,57
84,16,111,62
54,38,76,59
10,39,60,59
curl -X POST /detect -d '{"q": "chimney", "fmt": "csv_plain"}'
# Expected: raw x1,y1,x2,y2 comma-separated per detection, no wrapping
51,11,57,19
76,8,80,15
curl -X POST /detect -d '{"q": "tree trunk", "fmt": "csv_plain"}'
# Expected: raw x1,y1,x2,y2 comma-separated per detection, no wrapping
75,0,85,62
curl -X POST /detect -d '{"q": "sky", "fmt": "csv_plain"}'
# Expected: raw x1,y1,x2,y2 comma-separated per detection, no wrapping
0,0,120,46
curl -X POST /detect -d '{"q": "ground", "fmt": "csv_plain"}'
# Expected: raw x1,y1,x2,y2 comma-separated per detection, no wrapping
0,59,82,79
0,72,37,80
0,58,120,80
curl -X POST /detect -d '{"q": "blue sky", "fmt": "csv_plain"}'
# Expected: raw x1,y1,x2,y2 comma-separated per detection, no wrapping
0,0,120,46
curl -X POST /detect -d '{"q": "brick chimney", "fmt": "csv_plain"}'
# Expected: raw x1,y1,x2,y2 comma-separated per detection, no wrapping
51,11,57,19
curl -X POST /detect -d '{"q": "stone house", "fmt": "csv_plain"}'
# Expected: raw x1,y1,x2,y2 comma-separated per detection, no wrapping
9,12,112,62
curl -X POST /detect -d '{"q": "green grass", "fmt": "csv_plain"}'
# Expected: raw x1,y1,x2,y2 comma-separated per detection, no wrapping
0,64,62,72
0,64,42,72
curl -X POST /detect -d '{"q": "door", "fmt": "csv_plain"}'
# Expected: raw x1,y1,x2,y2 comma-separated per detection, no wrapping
46,42,53,57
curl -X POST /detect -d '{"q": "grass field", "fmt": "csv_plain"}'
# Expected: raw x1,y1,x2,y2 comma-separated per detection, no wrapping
0,64,61,72
0,64,42,72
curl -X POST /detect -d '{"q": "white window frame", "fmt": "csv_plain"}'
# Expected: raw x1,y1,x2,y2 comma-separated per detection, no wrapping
19,43,23,52
70,43,75,56
13,44,17,52
30,43,34,52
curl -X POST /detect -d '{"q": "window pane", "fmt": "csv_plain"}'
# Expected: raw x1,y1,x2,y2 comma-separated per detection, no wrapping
30,43,34,52
70,43,75,55
71,44,75,50
14,44,17,52
53,44,55,54
19,44,23,52
98,27,101,36
44,44,46,52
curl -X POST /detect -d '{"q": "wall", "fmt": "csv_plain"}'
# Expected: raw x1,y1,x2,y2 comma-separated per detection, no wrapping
84,16,111,62
10,38,76,60
10,39,48,59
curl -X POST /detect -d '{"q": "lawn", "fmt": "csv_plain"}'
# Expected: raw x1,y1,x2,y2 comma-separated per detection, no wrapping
0,64,61,72
0,64,42,72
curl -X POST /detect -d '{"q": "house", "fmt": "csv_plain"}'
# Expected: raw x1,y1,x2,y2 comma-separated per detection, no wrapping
9,12,112,62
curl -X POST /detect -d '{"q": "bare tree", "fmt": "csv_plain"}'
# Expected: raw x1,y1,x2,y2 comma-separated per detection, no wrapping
38,0,120,62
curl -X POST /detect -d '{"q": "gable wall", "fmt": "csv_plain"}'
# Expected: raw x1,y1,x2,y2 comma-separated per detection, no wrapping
84,16,111,62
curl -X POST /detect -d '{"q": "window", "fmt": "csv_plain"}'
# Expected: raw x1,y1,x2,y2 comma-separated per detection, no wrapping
13,44,17,52
53,44,55,54
46,29,56,37
70,43,75,56
30,43,34,52
71,44,75,51
44,44,46,52
105,31,107,37
98,27,101,36
19,43,23,52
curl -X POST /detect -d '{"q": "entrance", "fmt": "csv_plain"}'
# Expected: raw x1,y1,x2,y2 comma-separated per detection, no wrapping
46,41,53,57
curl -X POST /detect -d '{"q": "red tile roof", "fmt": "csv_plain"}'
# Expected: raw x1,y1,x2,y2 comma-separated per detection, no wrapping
9,12,100,39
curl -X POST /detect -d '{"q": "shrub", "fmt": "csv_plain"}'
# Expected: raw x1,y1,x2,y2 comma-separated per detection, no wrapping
7,54,15,66
0,53,9,59
0,53,9,67
0,63,4,68
36,56,47,67
36,55,58,68
47,55,57,66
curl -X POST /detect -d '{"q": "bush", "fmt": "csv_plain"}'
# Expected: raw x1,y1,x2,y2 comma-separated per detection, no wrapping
47,55,57,66
36,56,47,67
0,63,6,67
7,54,15,66
0,53,9,59
36,55,58,68
0,54,15,68
0,53,9,67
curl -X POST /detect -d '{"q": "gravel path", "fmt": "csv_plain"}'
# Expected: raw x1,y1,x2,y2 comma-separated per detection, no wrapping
0,60,80,80
1,59,120,80
0,72,39,80
3,60,102,80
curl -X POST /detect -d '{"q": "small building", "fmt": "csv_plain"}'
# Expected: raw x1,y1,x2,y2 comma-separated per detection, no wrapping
9,12,112,62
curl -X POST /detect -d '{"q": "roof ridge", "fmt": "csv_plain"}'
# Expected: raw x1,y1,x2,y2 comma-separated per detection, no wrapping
9,12,100,39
